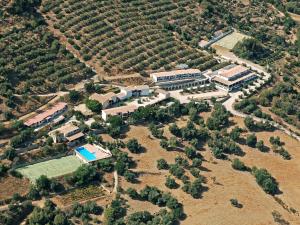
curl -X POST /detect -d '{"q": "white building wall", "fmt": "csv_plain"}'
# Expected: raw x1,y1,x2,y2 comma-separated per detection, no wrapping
102,111,108,121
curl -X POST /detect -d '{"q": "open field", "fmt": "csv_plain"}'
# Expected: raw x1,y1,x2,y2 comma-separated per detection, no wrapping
213,31,249,50
17,155,83,182
101,114,300,225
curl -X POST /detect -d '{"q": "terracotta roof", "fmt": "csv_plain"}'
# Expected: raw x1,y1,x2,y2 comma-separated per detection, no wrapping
219,65,249,79
102,104,138,116
89,92,116,104
56,123,79,136
198,40,209,47
66,132,84,142
213,73,256,86
150,69,201,78
24,102,67,126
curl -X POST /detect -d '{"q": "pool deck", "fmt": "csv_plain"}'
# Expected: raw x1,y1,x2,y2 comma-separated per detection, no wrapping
75,144,112,163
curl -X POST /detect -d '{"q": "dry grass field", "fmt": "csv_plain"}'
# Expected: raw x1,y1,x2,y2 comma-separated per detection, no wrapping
0,176,30,200
102,113,300,225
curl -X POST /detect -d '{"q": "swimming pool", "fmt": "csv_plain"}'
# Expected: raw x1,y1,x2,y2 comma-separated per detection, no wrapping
76,146,96,161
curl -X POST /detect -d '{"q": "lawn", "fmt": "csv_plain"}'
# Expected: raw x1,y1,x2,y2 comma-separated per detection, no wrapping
213,31,249,50
17,155,83,182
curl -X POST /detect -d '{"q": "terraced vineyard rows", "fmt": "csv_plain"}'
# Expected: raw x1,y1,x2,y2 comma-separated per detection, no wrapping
41,0,219,75
0,24,95,94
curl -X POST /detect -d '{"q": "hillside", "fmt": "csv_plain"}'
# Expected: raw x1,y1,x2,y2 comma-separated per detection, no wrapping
40,0,220,77
1,1,300,225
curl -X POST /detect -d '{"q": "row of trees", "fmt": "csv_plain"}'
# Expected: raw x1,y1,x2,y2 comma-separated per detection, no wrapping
125,186,184,223
41,0,218,74
231,159,279,195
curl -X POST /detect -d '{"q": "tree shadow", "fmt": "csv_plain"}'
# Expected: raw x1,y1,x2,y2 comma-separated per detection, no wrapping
237,137,246,145
199,166,211,172
193,186,209,199
234,149,246,157
259,145,270,153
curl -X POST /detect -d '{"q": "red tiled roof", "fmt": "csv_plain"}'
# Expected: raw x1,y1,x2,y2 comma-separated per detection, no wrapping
219,65,249,78
24,102,67,126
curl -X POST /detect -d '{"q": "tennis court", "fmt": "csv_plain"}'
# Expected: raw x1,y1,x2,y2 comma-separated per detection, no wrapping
17,155,83,182
213,31,249,49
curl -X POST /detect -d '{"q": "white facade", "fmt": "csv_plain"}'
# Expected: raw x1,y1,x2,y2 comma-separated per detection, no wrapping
119,85,150,99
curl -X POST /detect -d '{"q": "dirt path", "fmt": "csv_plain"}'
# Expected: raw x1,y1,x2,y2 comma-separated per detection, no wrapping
113,171,118,193
0,198,45,212
289,12,300,23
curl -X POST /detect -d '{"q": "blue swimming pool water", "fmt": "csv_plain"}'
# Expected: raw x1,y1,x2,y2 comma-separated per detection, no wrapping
76,146,96,161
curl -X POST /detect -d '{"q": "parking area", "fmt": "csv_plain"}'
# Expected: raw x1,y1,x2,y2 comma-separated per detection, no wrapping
17,155,83,182
169,90,228,104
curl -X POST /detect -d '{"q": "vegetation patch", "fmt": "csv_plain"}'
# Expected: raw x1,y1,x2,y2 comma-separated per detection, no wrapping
59,185,105,205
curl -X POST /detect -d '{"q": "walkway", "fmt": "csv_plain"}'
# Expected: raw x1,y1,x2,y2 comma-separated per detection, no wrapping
113,171,118,193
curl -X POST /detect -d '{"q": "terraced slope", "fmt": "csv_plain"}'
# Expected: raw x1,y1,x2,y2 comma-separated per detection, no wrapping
0,24,95,94
41,0,219,75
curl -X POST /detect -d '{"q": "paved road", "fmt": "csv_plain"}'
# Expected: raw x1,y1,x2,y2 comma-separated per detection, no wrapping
221,68,300,142
223,94,300,141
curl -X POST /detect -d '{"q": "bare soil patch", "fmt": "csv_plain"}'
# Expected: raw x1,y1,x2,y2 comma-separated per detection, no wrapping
105,115,300,224
0,176,30,200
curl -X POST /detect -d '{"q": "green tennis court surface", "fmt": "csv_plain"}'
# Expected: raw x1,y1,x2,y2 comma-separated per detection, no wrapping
213,31,249,50
17,155,83,182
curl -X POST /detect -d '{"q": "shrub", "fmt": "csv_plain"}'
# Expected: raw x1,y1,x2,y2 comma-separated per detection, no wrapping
230,198,242,208
165,176,178,189
169,164,184,179
192,158,202,167
232,158,247,171
126,138,143,153
69,164,99,187
244,116,256,130
256,140,266,152
85,99,102,113
156,159,169,170
97,158,114,172
126,188,140,199
185,146,197,159
124,170,137,183
230,126,242,141
68,90,81,103
246,133,257,147
190,167,201,178
252,167,278,195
